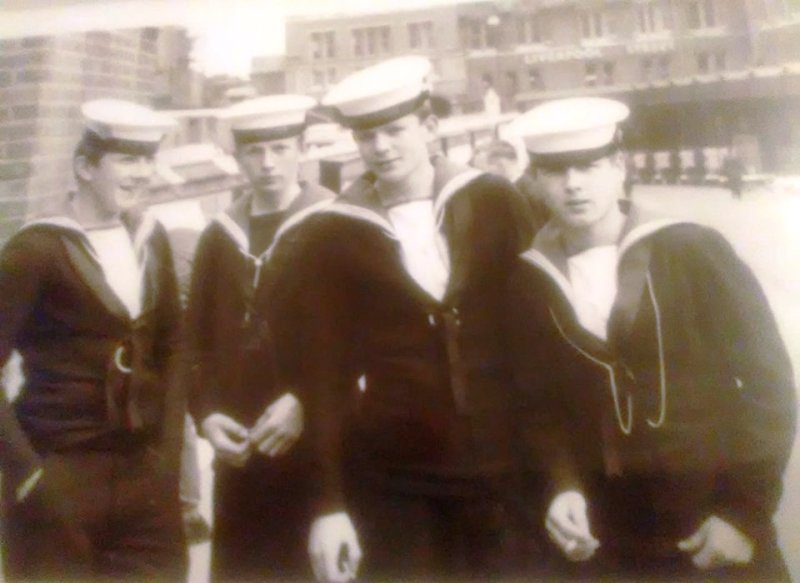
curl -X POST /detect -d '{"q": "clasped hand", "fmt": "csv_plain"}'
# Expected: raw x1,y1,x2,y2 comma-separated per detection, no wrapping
678,515,754,570
201,392,303,466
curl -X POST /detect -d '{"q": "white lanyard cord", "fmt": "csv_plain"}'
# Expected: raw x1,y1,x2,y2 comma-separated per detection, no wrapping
645,271,667,429
550,308,633,435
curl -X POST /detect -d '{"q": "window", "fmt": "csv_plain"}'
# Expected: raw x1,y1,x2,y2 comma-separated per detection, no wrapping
352,26,392,56
585,62,598,86
311,31,336,60
636,2,667,34
657,55,671,78
459,17,488,50
380,26,391,53
528,67,544,90
696,51,725,73
602,61,615,84
643,56,670,80
312,69,325,88
517,13,542,44
581,10,609,39
641,57,653,80
585,61,615,86
408,21,434,49
687,0,716,29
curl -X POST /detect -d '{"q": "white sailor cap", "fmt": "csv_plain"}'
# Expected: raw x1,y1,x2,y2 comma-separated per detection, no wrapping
80,99,176,156
220,94,317,145
507,97,629,166
322,56,433,130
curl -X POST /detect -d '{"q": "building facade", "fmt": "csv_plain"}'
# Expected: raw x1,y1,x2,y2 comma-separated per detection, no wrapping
282,0,800,171
283,6,471,107
0,2,203,242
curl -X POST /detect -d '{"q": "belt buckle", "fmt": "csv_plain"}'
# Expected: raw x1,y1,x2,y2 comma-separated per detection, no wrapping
114,345,133,374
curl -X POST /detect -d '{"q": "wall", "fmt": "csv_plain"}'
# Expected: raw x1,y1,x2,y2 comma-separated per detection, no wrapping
0,29,160,241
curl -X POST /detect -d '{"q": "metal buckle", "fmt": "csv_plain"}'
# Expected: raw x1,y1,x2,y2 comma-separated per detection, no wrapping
114,345,133,374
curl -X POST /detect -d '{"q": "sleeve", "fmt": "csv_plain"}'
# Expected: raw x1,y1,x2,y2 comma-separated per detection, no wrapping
0,231,51,492
504,263,583,523
183,227,222,426
493,175,536,258
688,228,797,537
274,219,359,516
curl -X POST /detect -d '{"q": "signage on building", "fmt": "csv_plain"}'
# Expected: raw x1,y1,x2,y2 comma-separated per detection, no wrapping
523,46,603,64
626,37,676,54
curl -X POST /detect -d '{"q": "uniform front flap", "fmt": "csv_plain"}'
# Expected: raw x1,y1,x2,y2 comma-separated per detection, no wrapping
21,217,132,323
213,193,252,253
608,215,692,350
328,174,396,236
264,181,337,260
522,227,612,361
135,221,178,322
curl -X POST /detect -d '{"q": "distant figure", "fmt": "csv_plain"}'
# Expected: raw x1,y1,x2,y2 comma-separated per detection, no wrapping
691,147,707,186
482,139,551,235
665,149,682,185
723,150,745,199
641,151,657,184
482,73,501,117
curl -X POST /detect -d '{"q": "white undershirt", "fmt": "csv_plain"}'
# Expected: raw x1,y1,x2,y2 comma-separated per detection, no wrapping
386,200,450,301
86,225,142,319
566,245,618,341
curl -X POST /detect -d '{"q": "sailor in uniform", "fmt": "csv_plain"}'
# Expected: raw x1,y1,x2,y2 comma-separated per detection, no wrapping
0,99,187,581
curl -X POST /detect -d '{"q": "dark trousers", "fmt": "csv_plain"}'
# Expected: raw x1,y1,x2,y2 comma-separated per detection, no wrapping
2,446,187,582
211,454,314,582
346,476,537,582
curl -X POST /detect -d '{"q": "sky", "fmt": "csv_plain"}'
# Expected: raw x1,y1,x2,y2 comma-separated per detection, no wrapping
1,0,467,78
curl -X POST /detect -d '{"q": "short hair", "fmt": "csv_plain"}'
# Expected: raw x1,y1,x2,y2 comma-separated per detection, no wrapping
413,94,452,121
486,140,519,162
73,134,105,166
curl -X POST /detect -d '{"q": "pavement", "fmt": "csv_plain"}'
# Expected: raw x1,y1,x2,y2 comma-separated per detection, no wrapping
187,181,800,583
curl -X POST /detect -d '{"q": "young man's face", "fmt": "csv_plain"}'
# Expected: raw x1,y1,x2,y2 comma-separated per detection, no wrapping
235,136,303,198
80,152,156,217
535,154,625,231
352,113,436,184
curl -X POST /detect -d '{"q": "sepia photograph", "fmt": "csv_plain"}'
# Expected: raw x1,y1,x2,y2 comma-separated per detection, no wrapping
1,0,799,581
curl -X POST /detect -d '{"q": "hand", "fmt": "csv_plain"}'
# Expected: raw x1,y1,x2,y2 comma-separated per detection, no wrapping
308,512,362,582
678,515,754,570
545,490,600,562
249,393,303,458
20,459,93,562
201,413,251,467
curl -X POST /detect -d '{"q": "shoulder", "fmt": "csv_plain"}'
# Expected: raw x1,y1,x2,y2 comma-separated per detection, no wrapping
2,221,69,259
647,222,733,256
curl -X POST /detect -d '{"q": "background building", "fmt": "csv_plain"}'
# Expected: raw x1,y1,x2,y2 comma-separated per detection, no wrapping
283,0,800,171
0,26,197,240
284,6,471,109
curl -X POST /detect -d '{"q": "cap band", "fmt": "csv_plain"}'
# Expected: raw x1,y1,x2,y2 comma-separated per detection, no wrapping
80,129,160,157
233,123,306,146
337,92,430,130
530,140,620,171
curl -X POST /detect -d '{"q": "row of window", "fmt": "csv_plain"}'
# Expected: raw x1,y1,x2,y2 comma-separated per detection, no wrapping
308,1,722,60
311,21,435,60
312,50,725,93
460,0,717,50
